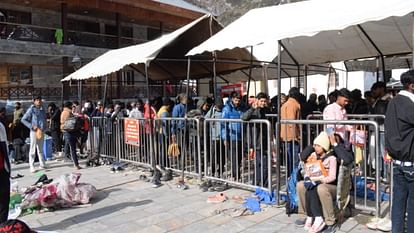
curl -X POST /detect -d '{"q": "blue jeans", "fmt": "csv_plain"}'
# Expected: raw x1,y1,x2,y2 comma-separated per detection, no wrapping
392,165,414,233
284,141,299,178
64,132,79,166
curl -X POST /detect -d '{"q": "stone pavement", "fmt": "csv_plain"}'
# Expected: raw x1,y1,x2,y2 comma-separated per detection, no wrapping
10,160,378,233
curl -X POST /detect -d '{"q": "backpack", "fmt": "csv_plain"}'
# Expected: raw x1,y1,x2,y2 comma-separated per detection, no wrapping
0,219,34,233
285,165,300,216
63,116,83,132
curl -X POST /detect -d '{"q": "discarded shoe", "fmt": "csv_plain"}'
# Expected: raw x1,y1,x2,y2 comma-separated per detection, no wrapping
33,174,53,185
160,169,173,181
213,183,228,192
152,179,162,188
199,180,212,192
321,224,337,233
207,193,227,204
139,174,149,182
151,169,162,188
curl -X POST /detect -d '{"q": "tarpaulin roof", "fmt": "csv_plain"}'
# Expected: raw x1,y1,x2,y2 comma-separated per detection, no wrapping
344,54,412,72
187,0,414,66
61,14,253,82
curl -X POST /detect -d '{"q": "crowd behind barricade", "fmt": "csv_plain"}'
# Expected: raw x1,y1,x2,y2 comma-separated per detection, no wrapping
0,71,412,232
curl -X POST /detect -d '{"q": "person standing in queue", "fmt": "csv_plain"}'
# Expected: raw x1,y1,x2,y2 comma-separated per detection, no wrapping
385,69,414,233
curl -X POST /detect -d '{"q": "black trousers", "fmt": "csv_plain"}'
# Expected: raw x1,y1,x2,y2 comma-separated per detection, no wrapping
228,141,242,180
0,169,10,223
50,130,62,152
305,187,323,217
209,140,225,177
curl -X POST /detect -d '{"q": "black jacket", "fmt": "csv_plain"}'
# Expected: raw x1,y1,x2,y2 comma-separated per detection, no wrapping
385,93,414,161
49,108,61,131
242,107,270,150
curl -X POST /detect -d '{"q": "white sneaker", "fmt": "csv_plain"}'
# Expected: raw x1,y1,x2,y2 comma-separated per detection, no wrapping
30,167,36,173
367,217,391,231
376,218,392,232
39,164,49,169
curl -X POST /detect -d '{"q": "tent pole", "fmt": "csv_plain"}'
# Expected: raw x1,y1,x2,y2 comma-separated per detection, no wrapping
246,46,254,104
276,40,282,203
304,65,308,97
263,64,269,94
412,13,414,65
79,81,82,106
376,57,380,82
213,55,217,99
181,57,192,182
60,82,64,108
95,75,108,164
209,15,218,99
145,64,156,171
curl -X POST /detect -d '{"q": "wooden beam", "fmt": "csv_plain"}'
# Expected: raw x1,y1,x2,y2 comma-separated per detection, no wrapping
68,0,196,28
112,0,204,19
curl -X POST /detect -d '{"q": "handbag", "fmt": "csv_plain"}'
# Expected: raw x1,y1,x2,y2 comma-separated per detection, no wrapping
167,143,180,157
36,128,44,140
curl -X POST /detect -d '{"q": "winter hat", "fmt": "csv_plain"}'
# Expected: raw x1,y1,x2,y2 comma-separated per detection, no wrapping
214,97,224,109
313,131,330,151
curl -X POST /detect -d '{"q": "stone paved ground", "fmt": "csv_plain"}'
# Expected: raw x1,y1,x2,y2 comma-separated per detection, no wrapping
10,160,380,233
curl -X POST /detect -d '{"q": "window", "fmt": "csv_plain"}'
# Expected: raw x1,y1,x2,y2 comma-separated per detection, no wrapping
68,19,99,33
0,9,31,24
105,25,133,37
122,70,134,85
147,27,161,40
8,66,32,85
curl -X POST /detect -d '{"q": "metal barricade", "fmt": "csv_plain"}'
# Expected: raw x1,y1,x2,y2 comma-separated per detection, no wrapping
89,117,119,161
203,118,273,191
279,119,382,217
116,117,202,177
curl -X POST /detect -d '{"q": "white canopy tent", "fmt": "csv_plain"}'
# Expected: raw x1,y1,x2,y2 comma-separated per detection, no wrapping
62,14,252,82
187,0,414,65
186,0,414,209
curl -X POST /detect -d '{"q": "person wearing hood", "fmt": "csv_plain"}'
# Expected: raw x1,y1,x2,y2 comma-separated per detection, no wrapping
222,91,247,181
205,97,225,177
186,96,212,173
187,97,212,118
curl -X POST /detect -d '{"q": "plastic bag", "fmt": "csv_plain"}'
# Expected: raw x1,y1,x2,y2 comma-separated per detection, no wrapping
39,184,58,208
73,184,97,204
56,173,81,206
56,173,96,206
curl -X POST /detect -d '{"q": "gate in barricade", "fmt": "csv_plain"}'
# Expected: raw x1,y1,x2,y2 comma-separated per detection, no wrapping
278,119,384,217
203,118,273,191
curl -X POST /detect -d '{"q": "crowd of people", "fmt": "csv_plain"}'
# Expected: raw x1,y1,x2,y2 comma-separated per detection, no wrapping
0,70,413,232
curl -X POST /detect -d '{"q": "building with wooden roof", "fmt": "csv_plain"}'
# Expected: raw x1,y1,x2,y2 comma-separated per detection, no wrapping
0,0,207,100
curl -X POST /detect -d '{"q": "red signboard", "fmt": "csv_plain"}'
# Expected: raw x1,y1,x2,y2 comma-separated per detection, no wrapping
220,83,244,97
124,118,140,146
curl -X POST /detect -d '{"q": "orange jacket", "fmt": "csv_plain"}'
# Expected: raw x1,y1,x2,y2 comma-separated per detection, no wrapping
280,97,301,141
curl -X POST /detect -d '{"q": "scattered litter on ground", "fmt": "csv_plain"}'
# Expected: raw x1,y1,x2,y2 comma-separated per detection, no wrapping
9,172,97,219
